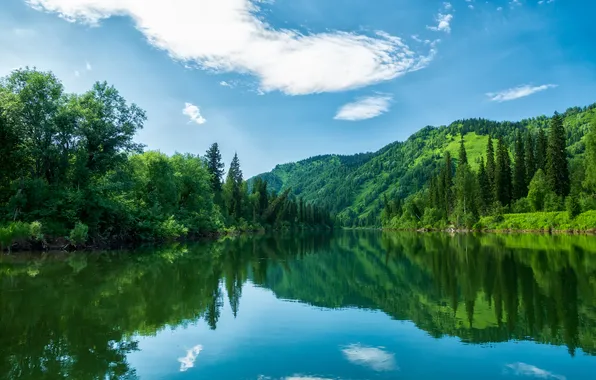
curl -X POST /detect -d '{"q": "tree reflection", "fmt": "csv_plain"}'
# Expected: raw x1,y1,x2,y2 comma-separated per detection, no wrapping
1,231,595,379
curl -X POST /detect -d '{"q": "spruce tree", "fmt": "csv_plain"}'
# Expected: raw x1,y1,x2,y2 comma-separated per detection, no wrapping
205,143,225,194
546,113,570,197
458,137,468,166
440,152,453,216
224,153,244,218
513,131,527,200
486,135,496,195
495,137,512,206
524,131,536,184
478,157,491,214
584,117,596,193
536,128,547,171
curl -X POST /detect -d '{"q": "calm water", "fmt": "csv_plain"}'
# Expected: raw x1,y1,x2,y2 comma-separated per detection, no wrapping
1,231,596,379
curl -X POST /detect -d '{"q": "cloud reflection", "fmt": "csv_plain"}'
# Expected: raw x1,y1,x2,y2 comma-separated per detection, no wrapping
504,363,566,380
178,345,203,372
341,344,397,371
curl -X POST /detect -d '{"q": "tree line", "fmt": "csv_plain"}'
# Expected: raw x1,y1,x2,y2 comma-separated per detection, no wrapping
382,113,596,229
0,68,333,249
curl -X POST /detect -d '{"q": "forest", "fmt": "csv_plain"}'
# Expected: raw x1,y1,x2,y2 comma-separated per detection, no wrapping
253,103,596,231
381,112,596,230
0,68,333,250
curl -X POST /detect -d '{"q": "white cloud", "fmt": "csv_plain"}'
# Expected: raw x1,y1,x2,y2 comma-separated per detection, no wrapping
486,84,557,102
497,6,503,11
427,13,453,33
334,95,392,121
220,80,232,87
85,61,92,71
183,102,207,124
74,70,80,77
341,344,397,371
285,377,333,380
25,0,435,95
443,2,453,10
178,345,202,372
510,0,522,7
469,5,474,9
504,363,566,380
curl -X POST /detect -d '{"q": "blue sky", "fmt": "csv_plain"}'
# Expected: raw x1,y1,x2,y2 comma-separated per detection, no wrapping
1,0,595,177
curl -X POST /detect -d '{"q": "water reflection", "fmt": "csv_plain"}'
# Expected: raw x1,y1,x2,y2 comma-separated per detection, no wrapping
0,231,595,379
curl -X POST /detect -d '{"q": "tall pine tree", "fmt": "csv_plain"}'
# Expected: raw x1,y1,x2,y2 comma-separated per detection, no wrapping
536,128,547,172
584,117,596,193
485,135,496,206
205,143,225,193
478,157,491,214
524,131,536,184
513,131,527,200
224,153,244,219
440,152,454,217
495,137,512,206
458,137,468,166
546,113,570,197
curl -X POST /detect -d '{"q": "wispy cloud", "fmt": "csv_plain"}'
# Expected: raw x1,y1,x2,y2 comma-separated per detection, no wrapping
178,345,203,372
334,95,392,121
220,81,233,87
74,70,80,77
486,84,557,102
504,363,566,380
427,2,454,33
427,14,453,33
341,344,397,371
26,0,436,95
183,102,207,125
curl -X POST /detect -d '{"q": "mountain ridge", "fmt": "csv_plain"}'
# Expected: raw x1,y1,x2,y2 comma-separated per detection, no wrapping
251,103,596,226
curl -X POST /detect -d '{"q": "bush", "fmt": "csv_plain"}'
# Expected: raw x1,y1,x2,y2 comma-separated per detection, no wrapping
69,222,89,246
544,193,563,212
0,222,42,252
566,195,581,219
512,198,531,214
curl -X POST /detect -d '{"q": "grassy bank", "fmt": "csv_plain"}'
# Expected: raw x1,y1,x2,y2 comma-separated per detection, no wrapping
477,210,596,233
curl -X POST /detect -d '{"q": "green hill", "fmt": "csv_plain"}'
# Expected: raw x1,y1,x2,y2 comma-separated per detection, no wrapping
251,105,596,226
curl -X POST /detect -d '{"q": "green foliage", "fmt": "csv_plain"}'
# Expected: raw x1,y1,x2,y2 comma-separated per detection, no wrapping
584,117,596,193
0,68,333,245
0,221,42,251
528,169,549,212
566,194,581,219
69,222,89,246
546,113,571,197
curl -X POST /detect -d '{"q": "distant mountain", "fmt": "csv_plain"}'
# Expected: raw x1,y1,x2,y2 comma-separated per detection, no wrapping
250,104,596,226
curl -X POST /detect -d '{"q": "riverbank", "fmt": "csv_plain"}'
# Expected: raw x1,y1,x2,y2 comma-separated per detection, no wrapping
381,210,596,234
0,222,334,254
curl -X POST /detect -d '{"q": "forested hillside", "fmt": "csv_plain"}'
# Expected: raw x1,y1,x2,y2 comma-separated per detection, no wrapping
252,105,596,228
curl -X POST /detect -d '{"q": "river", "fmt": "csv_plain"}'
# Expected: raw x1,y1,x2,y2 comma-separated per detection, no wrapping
1,231,595,379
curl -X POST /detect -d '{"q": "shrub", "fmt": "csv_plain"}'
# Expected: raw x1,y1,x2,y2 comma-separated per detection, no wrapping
566,195,581,219
69,222,89,246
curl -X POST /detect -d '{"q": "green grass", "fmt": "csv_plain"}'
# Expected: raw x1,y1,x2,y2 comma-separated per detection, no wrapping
444,132,490,170
478,210,596,232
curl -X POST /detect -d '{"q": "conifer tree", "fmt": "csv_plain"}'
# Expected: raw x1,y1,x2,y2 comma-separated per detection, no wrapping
458,137,468,166
495,137,512,206
546,113,570,197
513,131,527,200
524,131,536,184
440,152,453,216
536,128,547,171
584,117,596,193
205,143,225,193
478,157,491,214
485,135,496,196
224,153,244,219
